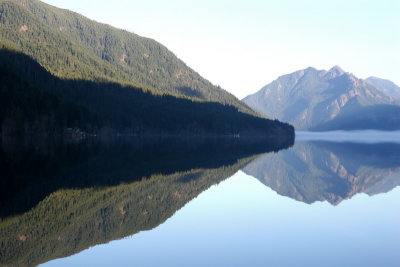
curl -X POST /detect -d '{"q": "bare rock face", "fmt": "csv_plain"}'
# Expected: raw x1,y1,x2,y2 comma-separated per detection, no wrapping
19,25,28,32
365,76,400,101
243,66,400,130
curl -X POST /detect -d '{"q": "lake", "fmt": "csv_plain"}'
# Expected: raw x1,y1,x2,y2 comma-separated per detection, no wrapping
0,132,399,267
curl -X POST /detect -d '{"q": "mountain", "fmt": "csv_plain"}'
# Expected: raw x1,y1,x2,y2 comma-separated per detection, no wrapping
0,0,295,137
0,46,294,136
243,66,400,130
0,137,292,266
0,0,251,113
242,141,400,205
365,76,400,101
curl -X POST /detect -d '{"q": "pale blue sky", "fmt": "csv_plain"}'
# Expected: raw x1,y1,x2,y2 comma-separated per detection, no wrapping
42,0,400,98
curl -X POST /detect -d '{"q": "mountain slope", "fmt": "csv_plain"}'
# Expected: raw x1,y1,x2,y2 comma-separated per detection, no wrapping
365,76,400,101
313,104,400,131
0,0,253,113
0,46,294,136
243,66,400,130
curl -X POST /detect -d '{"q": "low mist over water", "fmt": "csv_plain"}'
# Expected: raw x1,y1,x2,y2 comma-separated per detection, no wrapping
296,130,400,143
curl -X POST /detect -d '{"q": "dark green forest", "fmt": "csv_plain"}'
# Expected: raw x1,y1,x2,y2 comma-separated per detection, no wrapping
0,0,296,137
0,46,294,136
0,0,254,113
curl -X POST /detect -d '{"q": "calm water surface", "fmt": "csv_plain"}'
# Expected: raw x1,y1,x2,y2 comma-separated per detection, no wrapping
45,173,400,267
1,132,399,267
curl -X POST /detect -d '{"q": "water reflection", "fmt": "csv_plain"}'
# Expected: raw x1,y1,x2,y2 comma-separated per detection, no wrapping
243,139,400,205
3,132,399,266
0,136,293,267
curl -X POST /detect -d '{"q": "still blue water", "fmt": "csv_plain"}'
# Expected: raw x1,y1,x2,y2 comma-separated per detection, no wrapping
43,171,400,267
38,132,400,267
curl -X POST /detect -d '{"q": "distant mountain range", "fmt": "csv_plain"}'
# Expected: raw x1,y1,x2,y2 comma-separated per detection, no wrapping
243,66,400,131
243,141,400,205
0,0,294,137
365,76,400,101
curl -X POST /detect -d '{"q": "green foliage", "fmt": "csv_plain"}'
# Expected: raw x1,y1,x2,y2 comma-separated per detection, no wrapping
0,48,295,136
0,0,254,114
0,48,97,136
0,0,296,136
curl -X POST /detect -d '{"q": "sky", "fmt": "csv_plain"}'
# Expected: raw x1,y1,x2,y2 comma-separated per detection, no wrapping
41,0,400,99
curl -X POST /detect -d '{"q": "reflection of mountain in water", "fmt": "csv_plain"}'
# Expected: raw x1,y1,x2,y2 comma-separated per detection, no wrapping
243,141,400,205
0,136,292,267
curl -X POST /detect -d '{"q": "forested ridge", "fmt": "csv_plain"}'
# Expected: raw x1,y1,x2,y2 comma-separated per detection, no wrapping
0,0,251,111
0,0,295,136
0,44,294,136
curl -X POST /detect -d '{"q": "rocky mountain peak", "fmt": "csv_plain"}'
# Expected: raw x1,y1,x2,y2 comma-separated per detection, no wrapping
327,65,345,78
243,66,400,131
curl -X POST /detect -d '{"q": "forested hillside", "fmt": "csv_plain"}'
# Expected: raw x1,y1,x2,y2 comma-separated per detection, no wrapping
0,45,294,136
0,0,296,136
0,0,252,113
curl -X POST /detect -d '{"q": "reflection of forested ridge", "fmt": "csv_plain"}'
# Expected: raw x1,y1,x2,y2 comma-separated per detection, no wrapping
0,137,293,218
243,141,400,205
0,137,293,267
0,165,247,267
